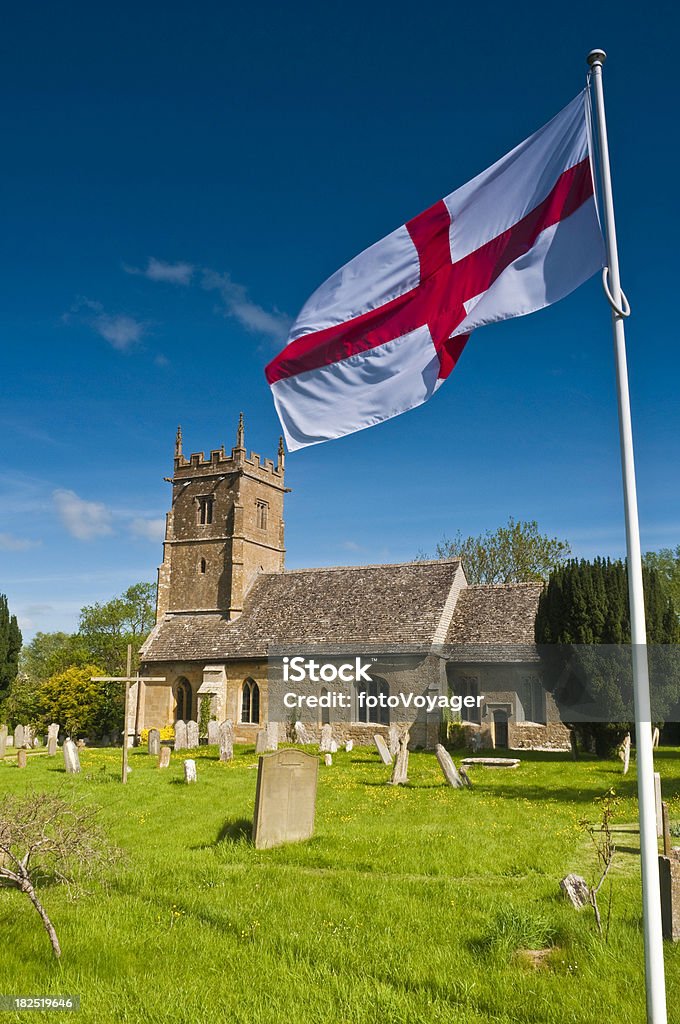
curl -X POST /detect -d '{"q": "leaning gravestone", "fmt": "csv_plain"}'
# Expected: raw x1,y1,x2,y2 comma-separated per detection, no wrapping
390,730,410,785
63,738,81,774
435,744,464,788
186,720,199,749
265,721,279,752
345,739,354,753
14,724,25,749
148,729,161,756
174,720,187,751
0,724,7,758
388,724,400,758
659,851,680,941
619,732,631,775
17,749,27,769
319,723,333,753
255,729,268,755
184,759,197,783
294,721,312,744
158,746,171,769
207,720,220,746
652,726,660,749
253,749,319,850
373,734,393,766
219,720,234,762
560,874,590,910
655,773,663,837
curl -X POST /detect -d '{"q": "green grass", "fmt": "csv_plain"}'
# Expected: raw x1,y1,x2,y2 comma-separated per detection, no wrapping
1,743,680,1024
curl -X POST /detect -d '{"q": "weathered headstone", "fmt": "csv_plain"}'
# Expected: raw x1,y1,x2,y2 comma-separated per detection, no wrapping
63,738,81,774
159,746,171,769
388,724,400,758
265,721,279,752
461,757,520,769
329,739,338,754
48,722,59,744
24,726,34,749
17,748,27,769
619,732,631,775
324,753,333,767
219,719,234,762
652,726,660,749
253,749,319,850
373,734,392,765
255,729,268,754
184,759,197,783
207,720,220,746
662,802,672,857
345,739,354,753
435,743,464,788
319,723,333,753
47,736,57,757
655,772,663,837
174,720,187,751
560,873,590,910
389,730,410,785
13,724,25,749
148,729,161,756
659,852,680,941
459,766,473,789
0,724,7,758
294,721,312,744
186,720,199,749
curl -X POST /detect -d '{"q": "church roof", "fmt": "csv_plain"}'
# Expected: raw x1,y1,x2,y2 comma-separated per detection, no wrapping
141,559,465,662
443,581,543,662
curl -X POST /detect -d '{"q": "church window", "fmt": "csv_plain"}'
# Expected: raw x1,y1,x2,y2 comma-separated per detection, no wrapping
456,675,481,724
241,678,260,724
175,678,193,721
356,676,390,726
197,496,214,525
199,558,207,574
256,500,268,530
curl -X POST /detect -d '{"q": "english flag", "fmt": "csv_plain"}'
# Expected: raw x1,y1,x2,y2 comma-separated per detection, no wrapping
266,90,605,451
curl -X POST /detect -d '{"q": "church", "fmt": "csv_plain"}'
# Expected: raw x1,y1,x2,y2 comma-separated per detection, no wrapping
137,418,570,751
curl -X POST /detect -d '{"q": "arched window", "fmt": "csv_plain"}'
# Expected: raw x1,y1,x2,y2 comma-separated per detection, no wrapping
175,677,193,721
241,678,260,724
199,558,207,574
320,688,331,725
356,675,390,726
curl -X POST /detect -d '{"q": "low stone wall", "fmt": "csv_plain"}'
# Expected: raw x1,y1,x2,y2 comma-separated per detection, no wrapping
508,721,571,751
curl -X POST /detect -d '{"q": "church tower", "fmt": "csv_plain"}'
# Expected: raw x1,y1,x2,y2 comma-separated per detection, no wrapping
155,416,286,621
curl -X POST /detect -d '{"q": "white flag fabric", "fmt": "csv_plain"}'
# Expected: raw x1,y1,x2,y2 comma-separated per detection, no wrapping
266,90,605,451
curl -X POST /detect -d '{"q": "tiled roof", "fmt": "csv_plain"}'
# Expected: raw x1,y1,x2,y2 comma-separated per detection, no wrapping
444,582,543,662
141,560,463,662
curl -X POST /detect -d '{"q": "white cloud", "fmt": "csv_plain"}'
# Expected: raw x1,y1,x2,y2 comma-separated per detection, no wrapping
53,489,114,541
65,298,146,352
125,257,194,286
130,517,166,542
202,269,291,343
0,533,41,551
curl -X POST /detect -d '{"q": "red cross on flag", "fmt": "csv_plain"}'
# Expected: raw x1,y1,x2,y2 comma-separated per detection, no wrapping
266,90,605,451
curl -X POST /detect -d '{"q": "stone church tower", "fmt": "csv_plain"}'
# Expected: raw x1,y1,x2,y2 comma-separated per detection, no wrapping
155,415,286,622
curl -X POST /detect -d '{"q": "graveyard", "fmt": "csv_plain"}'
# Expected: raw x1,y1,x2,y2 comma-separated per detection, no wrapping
1,741,680,1024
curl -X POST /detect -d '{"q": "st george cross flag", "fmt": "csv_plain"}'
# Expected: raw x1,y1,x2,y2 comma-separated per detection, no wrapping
266,90,605,451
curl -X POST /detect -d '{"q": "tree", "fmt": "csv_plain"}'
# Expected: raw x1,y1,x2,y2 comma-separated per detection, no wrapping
0,594,22,706
0,792,118,958
19,632,90,685
38,665,123,740
643,546,680,621
78,582,156,674
427,517,571,584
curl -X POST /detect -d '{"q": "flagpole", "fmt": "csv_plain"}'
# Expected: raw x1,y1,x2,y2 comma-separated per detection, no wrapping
587,49,667,1024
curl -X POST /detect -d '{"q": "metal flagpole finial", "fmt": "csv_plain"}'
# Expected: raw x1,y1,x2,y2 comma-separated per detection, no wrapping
587,49,607,67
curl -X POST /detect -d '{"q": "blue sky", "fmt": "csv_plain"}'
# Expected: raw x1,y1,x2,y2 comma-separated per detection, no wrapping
2,2,678,639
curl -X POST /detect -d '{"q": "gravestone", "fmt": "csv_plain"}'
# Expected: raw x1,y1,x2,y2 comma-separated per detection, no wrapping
435,744,464,788
255,729,268,755
329,739,338,754
652,726,660,749
207,720,220,746
265,721,279,752
461,757,520,769
619,732,631,775
388,724,400,758
174,720,187,751
560,874,589,910
294,721,312,744
662,802,672,857
219,720,234,762
47,735,57,757
253,749,319,850
324,753,333,767
373,734,392,765
159,746,171,769
345,739,354,753
459,766,473,789
14,724,25,749
390,730,410,785
148,729,161,756
184,759,197,783
186,720,199,749
24,726,34,749
655,773,663,837
48,723,59,745
659,852,680,942
319,723,333,753
63,738,81,774
17,748,27,769
0,724,7,758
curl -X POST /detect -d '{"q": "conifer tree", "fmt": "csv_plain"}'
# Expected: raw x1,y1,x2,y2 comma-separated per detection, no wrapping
0,595,22,706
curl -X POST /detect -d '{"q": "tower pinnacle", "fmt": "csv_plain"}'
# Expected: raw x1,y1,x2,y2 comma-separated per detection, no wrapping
236,412,245,450
175,425,183,459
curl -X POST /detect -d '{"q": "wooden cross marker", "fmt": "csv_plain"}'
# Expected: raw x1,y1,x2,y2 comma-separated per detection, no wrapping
91,644,165,784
